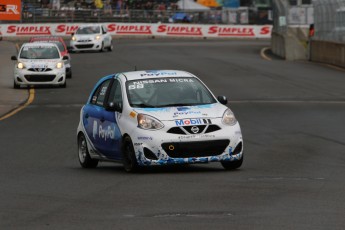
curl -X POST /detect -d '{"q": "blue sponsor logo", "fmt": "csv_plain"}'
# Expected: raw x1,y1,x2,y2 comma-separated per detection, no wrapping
177,107,190,111
175,118,203,126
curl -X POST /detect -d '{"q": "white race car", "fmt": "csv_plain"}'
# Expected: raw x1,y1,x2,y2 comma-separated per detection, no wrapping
11,42,68,88
77,70,243,172
70,24,113,52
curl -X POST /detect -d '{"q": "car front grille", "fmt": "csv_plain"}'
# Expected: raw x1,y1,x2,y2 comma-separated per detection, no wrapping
76,44,94,49
167,125,221,135
162,139,230,158
77,39,92,42
28,68,52,72
24,75,56,82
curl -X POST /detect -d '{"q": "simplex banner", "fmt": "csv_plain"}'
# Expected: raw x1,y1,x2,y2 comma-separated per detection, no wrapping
0,23,272,38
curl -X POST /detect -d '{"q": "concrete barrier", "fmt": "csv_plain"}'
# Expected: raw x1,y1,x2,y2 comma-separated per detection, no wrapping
271,26,309,61
310,40,345,68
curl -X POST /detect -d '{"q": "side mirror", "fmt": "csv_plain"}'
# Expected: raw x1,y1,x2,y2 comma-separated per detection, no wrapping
62,55,69,60
11,56,17,61
217,96,228,105
105,102,122,112
71,32,74,36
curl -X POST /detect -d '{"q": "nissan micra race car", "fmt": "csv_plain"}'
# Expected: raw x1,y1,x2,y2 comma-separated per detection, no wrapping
70,24,113,52
77,70,243,172
11,42,68,88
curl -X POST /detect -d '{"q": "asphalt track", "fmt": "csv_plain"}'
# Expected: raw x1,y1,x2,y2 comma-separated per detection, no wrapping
1,39,345,230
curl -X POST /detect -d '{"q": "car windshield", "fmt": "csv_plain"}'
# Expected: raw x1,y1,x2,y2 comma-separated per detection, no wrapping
76,26,100,35
19,46,60,59
126,77,217,108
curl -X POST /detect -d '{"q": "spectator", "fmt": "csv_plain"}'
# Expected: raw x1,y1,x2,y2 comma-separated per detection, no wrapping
104,0,113,16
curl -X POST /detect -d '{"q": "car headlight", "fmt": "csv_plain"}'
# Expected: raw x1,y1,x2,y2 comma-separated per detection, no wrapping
72,36,76,41
222,109,237,126
56,62,63,69
95,35,101,40
17,62,25,69
137,114,164,130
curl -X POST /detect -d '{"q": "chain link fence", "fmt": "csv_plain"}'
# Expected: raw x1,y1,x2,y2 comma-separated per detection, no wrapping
313,0,345,43
272,0,313,33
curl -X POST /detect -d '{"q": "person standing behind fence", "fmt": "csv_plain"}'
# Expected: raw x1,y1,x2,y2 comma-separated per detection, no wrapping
104,0,113,16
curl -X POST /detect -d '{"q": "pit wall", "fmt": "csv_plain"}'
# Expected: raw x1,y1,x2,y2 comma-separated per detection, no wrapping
310,40,345,68
0,23,272,39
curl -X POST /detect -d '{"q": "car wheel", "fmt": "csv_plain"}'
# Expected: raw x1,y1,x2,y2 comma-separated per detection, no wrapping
78,133,99,168
67,70,72,79
108,42,113,52
221,155,243,170
100,42,104,52
59,80,67,88
13,81,20,89
122,136,140,173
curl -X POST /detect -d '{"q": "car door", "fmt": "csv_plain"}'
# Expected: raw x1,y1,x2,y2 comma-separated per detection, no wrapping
102,25,111,47
83,79,121,160
100,78,123,160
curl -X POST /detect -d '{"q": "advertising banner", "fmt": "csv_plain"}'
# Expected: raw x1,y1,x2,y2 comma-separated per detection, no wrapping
0,0,21,21
0,23,272,38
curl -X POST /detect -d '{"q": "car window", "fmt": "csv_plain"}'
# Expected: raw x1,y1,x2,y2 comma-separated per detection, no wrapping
126,77,217,108
20,46,60,59
91,80,111,106
53,41,65,52
108,79,123,111
77,26,101,35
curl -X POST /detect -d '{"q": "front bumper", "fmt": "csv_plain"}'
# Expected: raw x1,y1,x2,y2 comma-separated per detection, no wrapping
14,68,66,86
131,122,243,166
70,39,102,51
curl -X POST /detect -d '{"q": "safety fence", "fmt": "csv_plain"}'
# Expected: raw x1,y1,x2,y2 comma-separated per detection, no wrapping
0,8,273,25
313,0,345,43
272,0,313,33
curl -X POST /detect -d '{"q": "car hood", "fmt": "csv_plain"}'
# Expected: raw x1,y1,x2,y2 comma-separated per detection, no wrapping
133,103,228,121
19,59,61,68
74,34,99,40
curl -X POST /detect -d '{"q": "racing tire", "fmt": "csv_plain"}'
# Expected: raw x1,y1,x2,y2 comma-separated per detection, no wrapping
67,70,72,79
59,80,67,88
78,133,99,168
13,81,20,89
100,42,104,52
122,136,140,173
221,155,243,170
107,42,113,52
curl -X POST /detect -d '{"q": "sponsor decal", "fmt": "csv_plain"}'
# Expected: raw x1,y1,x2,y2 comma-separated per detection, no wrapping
173,111,201,116
140,72,177,77
0,0,21,21
7,25,51,35
208,26,255,37
108,23,152,35
175,118,212,126
129,111,136,118
157,25,203,36
177,107,190,111
92,120,115,141
134,143,143,146
178,134,216,139
55,25,79,35
138,136,153,140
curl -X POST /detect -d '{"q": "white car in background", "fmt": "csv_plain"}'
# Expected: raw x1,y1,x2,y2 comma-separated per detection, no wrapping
70,24,113,52
11,42,68,88
77,70,244,172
